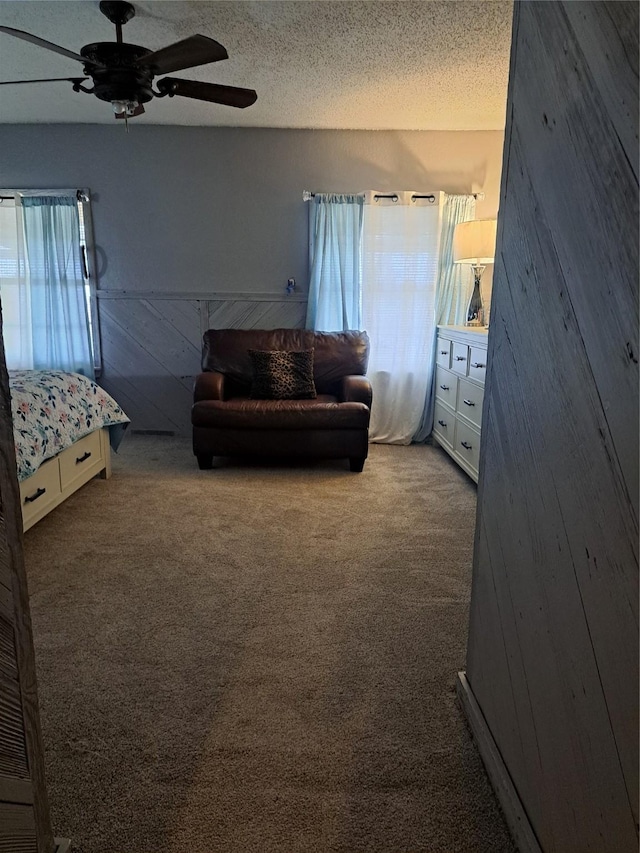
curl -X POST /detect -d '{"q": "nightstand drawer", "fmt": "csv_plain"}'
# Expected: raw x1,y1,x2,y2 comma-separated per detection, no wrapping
59,429,103,490
455,420,481,475
433,402,455,449
20,458,61,528
436,338,452,368
451,342,469,376
458,377,484,429
435,367,457,409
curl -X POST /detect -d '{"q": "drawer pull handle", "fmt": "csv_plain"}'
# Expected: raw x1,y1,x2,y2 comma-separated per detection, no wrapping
463,399,475,407
437,419,447,427
471,362,486,369
25,487,46,504
76,451,92,464
461,441,473,450
440,350,448,355
455,356,466,361
439,384,450,391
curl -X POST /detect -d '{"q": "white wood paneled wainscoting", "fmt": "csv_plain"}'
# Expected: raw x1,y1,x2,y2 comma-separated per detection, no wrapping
97,291,307,436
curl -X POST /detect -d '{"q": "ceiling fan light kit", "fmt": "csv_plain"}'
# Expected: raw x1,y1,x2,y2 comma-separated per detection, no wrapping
0,0,257,123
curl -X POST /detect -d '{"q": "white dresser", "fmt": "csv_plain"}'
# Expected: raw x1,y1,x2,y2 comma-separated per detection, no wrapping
432,325,488,483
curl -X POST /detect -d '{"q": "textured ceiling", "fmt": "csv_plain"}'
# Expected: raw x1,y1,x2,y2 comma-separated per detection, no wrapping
0,0,513,129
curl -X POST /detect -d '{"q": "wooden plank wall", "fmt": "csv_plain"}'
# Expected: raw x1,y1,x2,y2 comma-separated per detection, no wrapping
465,3,638,852
97,292,307,435
0,324,54,851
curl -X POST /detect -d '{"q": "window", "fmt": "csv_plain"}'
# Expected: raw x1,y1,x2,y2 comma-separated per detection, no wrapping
362,201,440,365
306,190,475,445
361,196,442,443
0,189,100,375
0,198,29,368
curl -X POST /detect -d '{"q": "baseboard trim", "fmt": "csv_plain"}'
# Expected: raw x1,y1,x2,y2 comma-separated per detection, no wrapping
55,839,71,853
456,671,542,853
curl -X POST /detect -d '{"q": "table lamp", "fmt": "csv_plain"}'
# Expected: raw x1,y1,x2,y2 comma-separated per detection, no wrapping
453,219,497,326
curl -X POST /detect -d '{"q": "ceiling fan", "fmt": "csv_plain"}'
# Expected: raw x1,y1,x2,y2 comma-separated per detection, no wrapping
0,0,257,119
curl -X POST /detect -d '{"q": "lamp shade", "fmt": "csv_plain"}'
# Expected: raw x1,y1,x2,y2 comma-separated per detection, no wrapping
453,219,497,265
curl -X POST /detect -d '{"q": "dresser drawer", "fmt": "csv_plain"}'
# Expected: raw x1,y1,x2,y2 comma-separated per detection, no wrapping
457,377,484,429
455,419,481,476
469,346,488,384
433,402,455,449
59,429,103,490
436,338,452,368
451,342,469,376
435,367,457,409
20,457,61,528
435,328,487,484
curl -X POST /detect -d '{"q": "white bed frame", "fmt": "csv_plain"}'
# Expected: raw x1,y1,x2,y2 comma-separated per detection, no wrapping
19,427,111,532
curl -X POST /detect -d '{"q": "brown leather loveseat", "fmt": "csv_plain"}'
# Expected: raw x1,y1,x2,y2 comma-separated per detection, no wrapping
192,328,372,471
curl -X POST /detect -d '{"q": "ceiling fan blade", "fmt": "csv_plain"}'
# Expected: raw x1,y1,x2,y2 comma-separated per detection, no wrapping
115,104,145,119
137,35,228,75
157,77,257,108
0,77,89,85
0,26,104,67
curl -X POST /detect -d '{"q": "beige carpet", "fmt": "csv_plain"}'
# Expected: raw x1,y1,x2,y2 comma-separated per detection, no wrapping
23,435,516,853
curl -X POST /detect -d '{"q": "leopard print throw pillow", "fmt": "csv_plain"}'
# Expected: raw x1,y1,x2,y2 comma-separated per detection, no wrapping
249,349,317,400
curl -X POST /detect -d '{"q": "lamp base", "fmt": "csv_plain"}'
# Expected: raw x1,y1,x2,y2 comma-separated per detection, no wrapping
465,266,485,326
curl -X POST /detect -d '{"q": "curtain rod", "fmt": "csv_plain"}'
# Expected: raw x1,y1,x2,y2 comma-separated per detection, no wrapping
302,190,484,201
0,189,89,201
373,193,437,203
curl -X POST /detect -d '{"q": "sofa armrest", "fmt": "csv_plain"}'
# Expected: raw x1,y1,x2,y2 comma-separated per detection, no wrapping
194,371,225,402
338,375,372,408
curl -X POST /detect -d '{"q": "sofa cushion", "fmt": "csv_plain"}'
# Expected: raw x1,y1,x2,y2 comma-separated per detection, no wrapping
192,397,371,430
202,329,313,387
249,349,317,400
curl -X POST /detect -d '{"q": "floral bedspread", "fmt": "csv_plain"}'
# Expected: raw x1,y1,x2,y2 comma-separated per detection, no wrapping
10,370,130,481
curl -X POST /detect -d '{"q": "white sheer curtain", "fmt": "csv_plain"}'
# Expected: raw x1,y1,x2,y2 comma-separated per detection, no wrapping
0,197,33,368
362,197,442,444
0,193,94,377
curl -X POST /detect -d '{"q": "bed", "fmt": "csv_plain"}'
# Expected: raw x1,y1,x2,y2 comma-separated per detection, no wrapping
10,370,130,531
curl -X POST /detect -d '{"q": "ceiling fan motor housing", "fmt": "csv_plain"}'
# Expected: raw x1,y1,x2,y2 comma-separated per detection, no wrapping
80,42,154,104
99,1,135,27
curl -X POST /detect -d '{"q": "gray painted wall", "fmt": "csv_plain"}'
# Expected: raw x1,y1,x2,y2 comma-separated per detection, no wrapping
1,125,504,432
1,126,503,295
